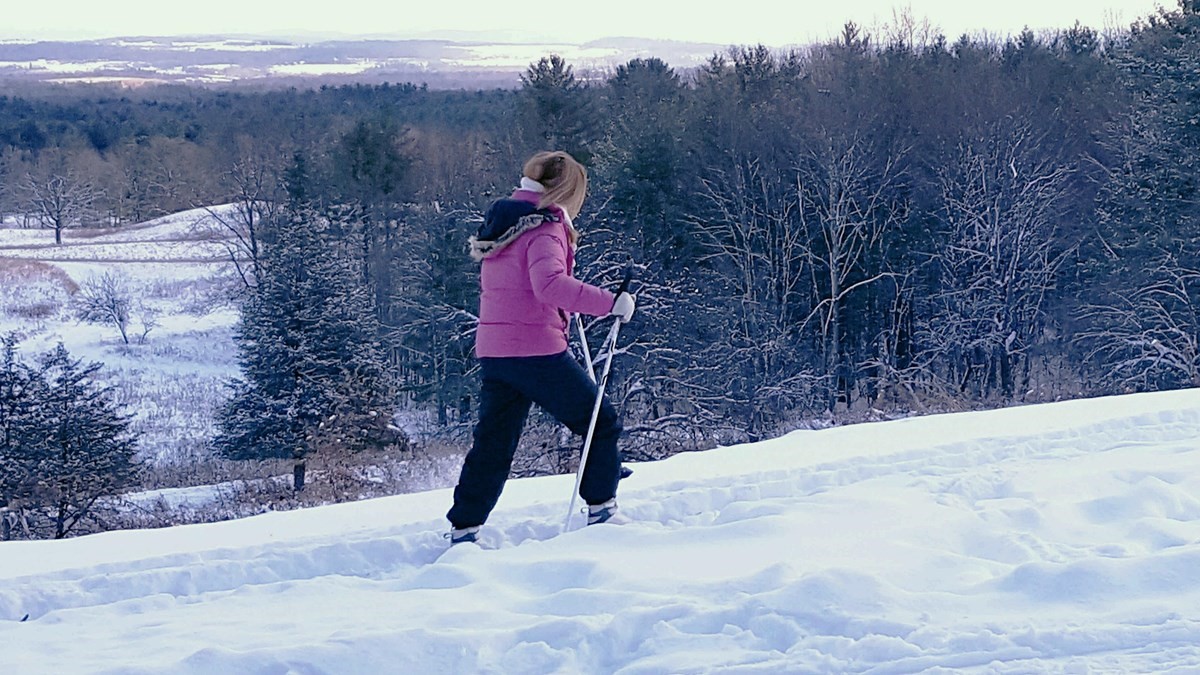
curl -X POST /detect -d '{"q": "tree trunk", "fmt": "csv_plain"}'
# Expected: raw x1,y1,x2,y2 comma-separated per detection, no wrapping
55,500,68,539
293,460,306,491
999,345,1014,399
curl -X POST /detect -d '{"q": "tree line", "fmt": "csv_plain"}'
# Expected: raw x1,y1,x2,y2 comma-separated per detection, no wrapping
1,2,1198,511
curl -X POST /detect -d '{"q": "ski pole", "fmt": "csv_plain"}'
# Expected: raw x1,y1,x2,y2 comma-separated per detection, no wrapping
576,314,596,384
564,268,632,532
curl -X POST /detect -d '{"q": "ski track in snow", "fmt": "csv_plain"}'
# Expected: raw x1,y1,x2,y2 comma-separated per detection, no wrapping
3,393,1200,673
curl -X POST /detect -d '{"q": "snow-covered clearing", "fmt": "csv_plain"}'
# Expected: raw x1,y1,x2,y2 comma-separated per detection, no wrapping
0,206,243,462
3,389,1200,673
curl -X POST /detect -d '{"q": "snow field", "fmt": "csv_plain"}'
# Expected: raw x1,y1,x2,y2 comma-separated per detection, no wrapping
3,389,1200,673
0,207,243,463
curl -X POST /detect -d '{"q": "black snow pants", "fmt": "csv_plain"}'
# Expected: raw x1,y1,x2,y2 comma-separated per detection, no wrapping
447,351,622,529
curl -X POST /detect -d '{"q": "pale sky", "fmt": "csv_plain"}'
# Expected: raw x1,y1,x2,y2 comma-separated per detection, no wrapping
0,0,1173,45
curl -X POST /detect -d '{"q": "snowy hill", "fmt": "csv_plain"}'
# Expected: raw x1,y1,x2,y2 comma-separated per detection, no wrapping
3,388,1200,673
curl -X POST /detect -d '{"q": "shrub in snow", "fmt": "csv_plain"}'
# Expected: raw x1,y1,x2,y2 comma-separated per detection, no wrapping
72,271,159,345
0,259,76,321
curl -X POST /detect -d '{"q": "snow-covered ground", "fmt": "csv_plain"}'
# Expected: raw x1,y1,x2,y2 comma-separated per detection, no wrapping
3,388,1200,673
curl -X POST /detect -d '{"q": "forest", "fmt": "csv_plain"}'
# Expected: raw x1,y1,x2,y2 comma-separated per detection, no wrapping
1,3,1198,535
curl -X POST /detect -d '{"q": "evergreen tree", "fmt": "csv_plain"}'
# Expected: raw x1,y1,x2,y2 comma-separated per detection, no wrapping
387,203,479,427
331,117,416,341
0,336,40,513
589,58,705,454
214,200,405,490
0,338,139,539
335,117,412,202
519,55,596,161
600,58,692,267
1080,1,1200,389
35,345,140,538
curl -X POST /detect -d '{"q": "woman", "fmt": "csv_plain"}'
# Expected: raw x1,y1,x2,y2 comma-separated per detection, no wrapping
446,151,636,544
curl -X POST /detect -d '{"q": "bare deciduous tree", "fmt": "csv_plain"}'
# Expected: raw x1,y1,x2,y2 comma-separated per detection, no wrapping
696,154,816,437
795,133,909,409
923,121,1075,400
19,160,100,245
1078,260,1200,390
207,147,287,290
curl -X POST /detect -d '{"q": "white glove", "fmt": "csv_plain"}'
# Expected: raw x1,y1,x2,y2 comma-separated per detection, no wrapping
611,292,636,323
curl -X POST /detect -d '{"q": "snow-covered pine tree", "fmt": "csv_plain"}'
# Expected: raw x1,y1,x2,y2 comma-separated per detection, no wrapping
1078,1,1200,390
213,198,405,491
385,203,478,428
0,335,40,522
0,338,139,539
519,55,597,162
35,345,139,538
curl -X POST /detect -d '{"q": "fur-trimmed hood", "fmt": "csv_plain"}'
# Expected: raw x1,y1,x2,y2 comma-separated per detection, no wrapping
468,198,560,262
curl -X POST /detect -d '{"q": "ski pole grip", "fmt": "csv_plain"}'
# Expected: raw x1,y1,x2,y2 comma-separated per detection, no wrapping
616,265,634,296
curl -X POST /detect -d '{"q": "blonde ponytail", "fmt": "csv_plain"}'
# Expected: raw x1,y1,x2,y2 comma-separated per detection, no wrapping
522,151,588,225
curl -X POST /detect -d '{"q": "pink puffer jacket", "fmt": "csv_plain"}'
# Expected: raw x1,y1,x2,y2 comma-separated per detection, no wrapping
473,189,615,358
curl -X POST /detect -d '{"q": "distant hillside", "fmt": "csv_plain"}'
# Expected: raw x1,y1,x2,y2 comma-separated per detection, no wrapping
0,35,723,88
